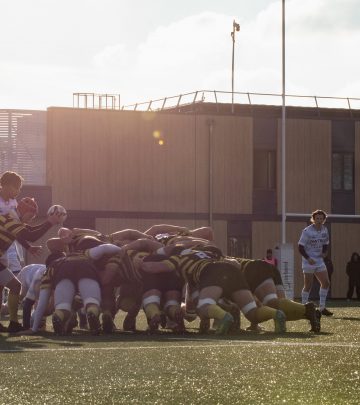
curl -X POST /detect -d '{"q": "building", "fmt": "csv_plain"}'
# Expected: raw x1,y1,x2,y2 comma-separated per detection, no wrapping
1,91,360,297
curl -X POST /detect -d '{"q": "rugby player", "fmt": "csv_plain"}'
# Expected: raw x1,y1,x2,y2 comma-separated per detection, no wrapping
298,209,333,316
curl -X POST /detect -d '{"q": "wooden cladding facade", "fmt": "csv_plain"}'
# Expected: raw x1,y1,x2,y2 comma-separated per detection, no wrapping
47,107,360,297
47,109,253,214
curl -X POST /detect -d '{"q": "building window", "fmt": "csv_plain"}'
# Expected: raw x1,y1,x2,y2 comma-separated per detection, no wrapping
332,152,354,191
254,150,276,190
227,237,251,258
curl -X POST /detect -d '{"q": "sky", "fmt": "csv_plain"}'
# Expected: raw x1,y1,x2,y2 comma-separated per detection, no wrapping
1,0,360,110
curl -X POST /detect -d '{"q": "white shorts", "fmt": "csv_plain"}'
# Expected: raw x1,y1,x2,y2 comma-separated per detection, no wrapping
302,265,327,274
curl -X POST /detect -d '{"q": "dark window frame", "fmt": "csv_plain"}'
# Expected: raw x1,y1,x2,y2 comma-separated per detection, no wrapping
332,152,354,192
253,149,277,191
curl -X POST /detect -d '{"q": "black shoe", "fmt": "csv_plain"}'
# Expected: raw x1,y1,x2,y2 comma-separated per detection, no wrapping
160,312,167,329
65,313,78,335
123,314,136,332
87,312,101,335
102,313,115,334
199,317,210,334
52,313,65,336
321,308,333,316
147,314,161,334
8,321,25,333
305,302,321,333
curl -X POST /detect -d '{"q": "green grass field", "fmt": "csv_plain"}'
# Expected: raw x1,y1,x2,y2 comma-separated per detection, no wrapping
1,301,360,405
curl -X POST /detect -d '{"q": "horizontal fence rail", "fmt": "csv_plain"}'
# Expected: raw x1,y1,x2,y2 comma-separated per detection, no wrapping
121,90,360,113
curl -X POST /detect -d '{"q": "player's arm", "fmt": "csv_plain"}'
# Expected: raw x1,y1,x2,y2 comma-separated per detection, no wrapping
110,229,153,241
144,224,189,236
87,243,122,260
121,238,163,253
322,244,328,258
72,228,102,237
17,212,62,242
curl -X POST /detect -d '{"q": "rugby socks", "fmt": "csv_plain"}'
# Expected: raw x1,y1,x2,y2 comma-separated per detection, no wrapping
167,304,180,320
207,304,227,320
301,290,310,304
255,306,277,322
7,293,19,322
54,309,70,322
319,288,329,310
144,303,161,320
277,298,306,321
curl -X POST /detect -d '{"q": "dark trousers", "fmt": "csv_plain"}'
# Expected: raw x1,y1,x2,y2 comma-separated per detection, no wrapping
346,278,360,300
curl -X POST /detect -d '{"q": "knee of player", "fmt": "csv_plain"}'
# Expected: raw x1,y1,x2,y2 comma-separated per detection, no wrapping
240,301,258,323
196,297,216,317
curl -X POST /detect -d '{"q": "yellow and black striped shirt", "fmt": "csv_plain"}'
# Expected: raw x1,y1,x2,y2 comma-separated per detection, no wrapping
0,214,26,256
106,249,150,284
40,252,93,290
68,233,108,253
163,246,223,286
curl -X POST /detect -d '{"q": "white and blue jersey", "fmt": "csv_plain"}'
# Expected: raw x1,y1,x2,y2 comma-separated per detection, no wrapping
298,224,329,269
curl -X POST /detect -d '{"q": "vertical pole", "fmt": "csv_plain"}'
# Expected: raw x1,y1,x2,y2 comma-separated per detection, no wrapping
208,119,214,228
231,27,235,114
281,0,286,244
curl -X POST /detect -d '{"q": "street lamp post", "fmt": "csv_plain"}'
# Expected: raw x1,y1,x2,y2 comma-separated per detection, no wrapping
231,20,240,114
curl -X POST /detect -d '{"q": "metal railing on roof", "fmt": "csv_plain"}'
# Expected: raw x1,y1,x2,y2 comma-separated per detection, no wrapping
121,90,360,112
73,93,121,110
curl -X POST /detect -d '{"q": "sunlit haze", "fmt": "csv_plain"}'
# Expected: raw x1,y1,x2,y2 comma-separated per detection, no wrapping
1,0,359,110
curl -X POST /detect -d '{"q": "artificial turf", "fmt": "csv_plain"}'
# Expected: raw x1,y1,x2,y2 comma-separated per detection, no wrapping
1,301,360,404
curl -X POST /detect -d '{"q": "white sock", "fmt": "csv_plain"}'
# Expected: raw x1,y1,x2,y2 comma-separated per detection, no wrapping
301,290,310,304
319,288,329,310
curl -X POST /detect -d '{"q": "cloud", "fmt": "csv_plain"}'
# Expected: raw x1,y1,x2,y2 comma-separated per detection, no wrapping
1,0,359,110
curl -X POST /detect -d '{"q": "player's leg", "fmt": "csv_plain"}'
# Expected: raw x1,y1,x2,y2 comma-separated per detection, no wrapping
231,288,286,334
301,271,315,304
0,268,23,332
99,263,119,333
315,268,332,315
142,288,162,333
117,284,142,332
53,279,75,335
78,278,102,334
255,278,321,332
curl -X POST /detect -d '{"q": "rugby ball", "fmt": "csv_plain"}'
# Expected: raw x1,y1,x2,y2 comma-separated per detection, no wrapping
47,204,67,222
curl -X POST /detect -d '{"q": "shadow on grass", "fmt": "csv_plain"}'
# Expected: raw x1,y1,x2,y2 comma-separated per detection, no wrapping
338,316,360,321
0,327,324,347
0,318,335,350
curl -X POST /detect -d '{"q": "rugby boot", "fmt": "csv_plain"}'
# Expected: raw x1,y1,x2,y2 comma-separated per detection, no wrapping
305,302,321,333
215,312,234,335
87,312,101,335
52,313,65,336
199,317,210,334
123,314,137,332
102,312,115,334
321,308,333,317
7,321,24,333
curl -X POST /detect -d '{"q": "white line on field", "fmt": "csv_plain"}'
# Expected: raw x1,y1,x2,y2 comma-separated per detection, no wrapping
1,339,360,353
